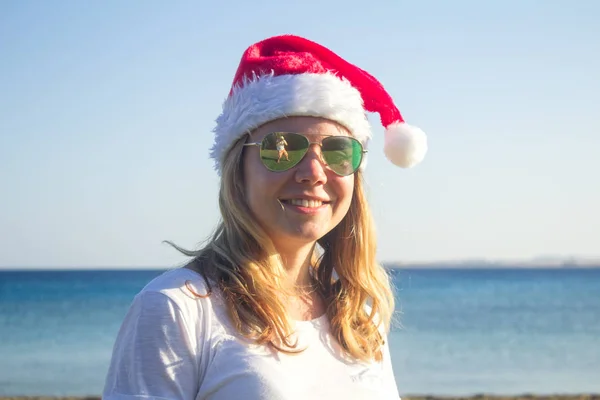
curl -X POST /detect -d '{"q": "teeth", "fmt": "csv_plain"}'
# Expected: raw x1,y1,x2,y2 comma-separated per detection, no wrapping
289,199,323,208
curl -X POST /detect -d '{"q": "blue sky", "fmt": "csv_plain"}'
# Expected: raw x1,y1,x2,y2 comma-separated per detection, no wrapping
1,0,598,268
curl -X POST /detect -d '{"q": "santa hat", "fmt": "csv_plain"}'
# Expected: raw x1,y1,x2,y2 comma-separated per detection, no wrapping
210,34,427,174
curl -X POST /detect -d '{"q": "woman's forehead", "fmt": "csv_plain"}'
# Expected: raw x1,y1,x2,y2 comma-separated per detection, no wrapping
250,116,352,140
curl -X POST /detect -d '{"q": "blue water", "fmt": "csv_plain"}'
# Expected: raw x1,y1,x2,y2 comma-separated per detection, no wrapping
1,268,599,396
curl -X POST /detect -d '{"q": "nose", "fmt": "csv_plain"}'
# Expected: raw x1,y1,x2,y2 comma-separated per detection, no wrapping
294,144,327,185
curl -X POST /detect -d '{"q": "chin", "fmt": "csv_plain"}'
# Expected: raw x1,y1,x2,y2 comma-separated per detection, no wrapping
280,226,329,244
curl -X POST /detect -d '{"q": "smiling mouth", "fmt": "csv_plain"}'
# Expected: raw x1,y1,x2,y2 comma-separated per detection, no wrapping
280,199,330,208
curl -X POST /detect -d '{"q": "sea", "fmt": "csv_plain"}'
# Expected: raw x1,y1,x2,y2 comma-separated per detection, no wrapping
0,267,599,396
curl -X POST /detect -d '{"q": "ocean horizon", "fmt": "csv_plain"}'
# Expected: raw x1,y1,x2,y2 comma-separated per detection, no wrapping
1,267,599,396
3,258,599,271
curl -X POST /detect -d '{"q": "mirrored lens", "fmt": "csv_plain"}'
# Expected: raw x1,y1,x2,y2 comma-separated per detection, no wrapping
260,132,309,171
321,136,363,176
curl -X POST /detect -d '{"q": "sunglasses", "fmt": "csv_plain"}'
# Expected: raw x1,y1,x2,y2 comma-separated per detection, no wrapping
243,132,366,176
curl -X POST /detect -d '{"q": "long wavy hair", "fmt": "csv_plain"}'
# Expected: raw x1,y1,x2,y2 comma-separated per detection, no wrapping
168,133,395,362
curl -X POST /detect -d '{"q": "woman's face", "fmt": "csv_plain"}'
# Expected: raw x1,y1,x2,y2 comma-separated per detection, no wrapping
243,116,355,250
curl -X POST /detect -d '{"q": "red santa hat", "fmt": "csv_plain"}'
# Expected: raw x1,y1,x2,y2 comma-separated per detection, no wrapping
210,34,427,174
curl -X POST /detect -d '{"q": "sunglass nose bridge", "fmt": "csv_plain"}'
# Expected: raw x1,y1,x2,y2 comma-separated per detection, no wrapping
305,140,324,153
304,143,327,166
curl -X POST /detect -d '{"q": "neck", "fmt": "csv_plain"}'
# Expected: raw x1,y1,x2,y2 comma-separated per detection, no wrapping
274,240,315,288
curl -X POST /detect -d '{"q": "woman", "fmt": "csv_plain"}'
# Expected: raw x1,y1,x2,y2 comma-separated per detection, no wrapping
103,35,427,400
275,133,289,163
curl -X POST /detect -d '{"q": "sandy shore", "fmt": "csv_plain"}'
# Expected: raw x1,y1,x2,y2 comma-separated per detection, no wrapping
1,396,599,400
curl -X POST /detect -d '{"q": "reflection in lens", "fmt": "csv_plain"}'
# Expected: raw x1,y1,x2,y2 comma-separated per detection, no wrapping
260,132,309,172
322,137,362,176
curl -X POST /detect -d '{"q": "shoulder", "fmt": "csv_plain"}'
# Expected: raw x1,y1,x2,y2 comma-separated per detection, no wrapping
130,267,225,329
110,267,230,359
362,303,387,334
142,266,211,296
103,267,222,398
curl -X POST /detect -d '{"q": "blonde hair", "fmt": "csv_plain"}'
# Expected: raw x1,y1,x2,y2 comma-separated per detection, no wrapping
170,134,394,362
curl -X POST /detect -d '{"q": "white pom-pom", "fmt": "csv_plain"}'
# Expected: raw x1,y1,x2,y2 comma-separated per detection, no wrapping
384,122,428,168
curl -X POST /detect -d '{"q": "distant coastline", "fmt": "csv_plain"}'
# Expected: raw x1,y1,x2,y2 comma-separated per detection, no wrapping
385,257,600,269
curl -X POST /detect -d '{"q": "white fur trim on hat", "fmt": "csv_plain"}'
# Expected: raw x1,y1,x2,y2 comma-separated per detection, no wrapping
210,72,372,174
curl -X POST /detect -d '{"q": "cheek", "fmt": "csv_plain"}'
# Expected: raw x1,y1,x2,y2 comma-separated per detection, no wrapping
243,151,265,192
243,155,281,212
243,155,261,212
333,176,355,215
244,175,263,214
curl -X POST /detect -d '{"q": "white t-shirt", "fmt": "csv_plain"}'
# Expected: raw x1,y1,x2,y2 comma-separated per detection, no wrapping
103,268,400,400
